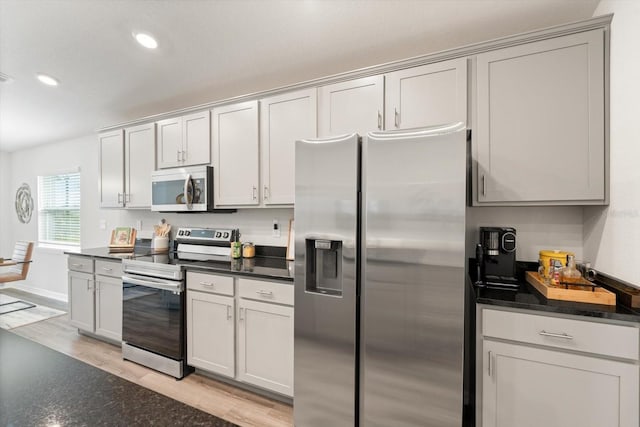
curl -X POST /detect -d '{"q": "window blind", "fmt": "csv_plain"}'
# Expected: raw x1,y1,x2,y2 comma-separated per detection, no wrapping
37,172,80,246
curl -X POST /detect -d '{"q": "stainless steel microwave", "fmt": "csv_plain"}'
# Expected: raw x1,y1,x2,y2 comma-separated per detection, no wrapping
151,166,235,213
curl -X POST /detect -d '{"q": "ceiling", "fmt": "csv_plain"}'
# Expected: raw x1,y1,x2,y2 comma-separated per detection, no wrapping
0,0,600,152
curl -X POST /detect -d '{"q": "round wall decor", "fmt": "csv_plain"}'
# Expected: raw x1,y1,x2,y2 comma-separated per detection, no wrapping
15,183,34,224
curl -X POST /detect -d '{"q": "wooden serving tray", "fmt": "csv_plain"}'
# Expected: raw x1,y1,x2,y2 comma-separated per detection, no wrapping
526,271,616,306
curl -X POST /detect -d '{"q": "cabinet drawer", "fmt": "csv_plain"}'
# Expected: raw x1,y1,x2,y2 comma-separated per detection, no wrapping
238,278,293,306
95,259,123,278
187,271,234,296
483,308,639,360
68,256,94,274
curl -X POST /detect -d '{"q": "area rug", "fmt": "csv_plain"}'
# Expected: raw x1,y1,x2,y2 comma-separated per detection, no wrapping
0,294,66,330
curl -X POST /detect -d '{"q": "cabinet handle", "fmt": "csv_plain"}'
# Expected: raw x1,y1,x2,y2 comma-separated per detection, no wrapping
72,263,83,268
377,110,382,130
394,108,399,128
125,193,130,203
102,267,113,272
117,193,122,204
199,281,214,287
488,350,493,377
177,150,181,161
227,305,232,320
257,290,274,297
481,175,486,196
264,185,269,200
539,330,574,340
252,186,257,201
181,150,186,161
239,307,244,321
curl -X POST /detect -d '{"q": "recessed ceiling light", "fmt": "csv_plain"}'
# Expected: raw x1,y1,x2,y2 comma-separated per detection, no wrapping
36,73,59,86
133,32,158,49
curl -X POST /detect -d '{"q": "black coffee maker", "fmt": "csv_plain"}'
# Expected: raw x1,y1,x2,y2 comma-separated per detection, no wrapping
477,227,518,286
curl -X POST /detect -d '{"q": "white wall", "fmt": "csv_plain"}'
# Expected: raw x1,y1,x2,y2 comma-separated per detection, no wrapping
583,0,640,287
0,151,11,256
3,135,292,300
466,206,584,263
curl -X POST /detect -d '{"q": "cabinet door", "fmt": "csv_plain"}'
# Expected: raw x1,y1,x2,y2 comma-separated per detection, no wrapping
260,88,317,205
212,100,260,206
482,340,639,427
68,271,95,332
385,58,467,130
318,75,384,137
98,130,124,208
182,111,211,166
95,275,122,342
186,291,235,378
237,299,294,396
156,117,182,169
476,29,605,204
124,123,155,208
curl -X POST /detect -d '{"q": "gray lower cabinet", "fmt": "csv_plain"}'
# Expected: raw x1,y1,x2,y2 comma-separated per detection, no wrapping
186,271,294,397
478,307,639,427
475,28,606,205
94,274,123,342
186,273,235,378
68,270,95,332
68,256,122,342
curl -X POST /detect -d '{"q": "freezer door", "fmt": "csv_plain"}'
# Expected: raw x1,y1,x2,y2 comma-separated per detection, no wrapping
362,123,467,426
294,133,359,427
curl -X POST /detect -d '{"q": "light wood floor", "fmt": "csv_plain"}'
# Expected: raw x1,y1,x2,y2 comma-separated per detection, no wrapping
9,312,293,427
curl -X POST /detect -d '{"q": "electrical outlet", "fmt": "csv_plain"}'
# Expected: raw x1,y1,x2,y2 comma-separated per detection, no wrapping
272,219,281,237
99,219,107,230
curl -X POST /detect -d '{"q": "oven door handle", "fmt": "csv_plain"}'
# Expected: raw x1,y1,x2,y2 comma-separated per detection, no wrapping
122,275,183,293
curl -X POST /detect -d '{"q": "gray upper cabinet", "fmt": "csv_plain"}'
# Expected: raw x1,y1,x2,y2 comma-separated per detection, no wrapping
99,130,124,208
156,111,210,169
99,124,155,209
475,29,606,205
212,100,260,207
318,75,384,137
385,58,467,130
124,123,155,208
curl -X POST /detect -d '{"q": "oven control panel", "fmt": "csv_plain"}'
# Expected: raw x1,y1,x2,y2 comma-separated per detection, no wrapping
175,227,238,243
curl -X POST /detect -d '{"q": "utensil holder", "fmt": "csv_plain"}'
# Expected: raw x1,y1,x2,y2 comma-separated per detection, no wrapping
153,236,169,252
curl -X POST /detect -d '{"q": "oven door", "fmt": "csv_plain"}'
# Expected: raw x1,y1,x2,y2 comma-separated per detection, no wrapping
122,273,185,360
151,167,209,212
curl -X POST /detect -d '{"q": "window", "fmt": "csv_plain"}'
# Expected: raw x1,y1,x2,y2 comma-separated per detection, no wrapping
37,172,80,247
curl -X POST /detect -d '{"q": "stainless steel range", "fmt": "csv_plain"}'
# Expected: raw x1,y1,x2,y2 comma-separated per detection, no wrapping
121,227,238,379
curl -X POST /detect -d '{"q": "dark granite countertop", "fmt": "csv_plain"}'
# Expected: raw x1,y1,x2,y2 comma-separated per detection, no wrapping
470,261,640,323
0,328,237,426
65,247,293,281
64,246,155,260
182,257,293,282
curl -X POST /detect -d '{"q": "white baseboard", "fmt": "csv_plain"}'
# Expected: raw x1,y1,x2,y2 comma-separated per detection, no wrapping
4,283,68,302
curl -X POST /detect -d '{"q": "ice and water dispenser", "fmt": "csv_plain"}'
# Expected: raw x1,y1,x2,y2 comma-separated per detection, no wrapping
305,239,343,297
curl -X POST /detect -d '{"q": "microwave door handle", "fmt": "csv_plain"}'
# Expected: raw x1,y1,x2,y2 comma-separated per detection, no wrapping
184,174,193,210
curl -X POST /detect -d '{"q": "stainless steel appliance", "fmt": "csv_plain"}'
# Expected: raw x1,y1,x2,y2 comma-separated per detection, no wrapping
479,226,517,286
151,166,235,213
294,123,468,426
121,227,238,379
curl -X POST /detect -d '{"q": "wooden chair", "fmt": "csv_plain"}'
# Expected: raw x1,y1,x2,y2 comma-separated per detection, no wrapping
0,241,34,284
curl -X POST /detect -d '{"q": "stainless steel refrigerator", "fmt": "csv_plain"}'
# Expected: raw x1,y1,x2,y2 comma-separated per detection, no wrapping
294,123,468,427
